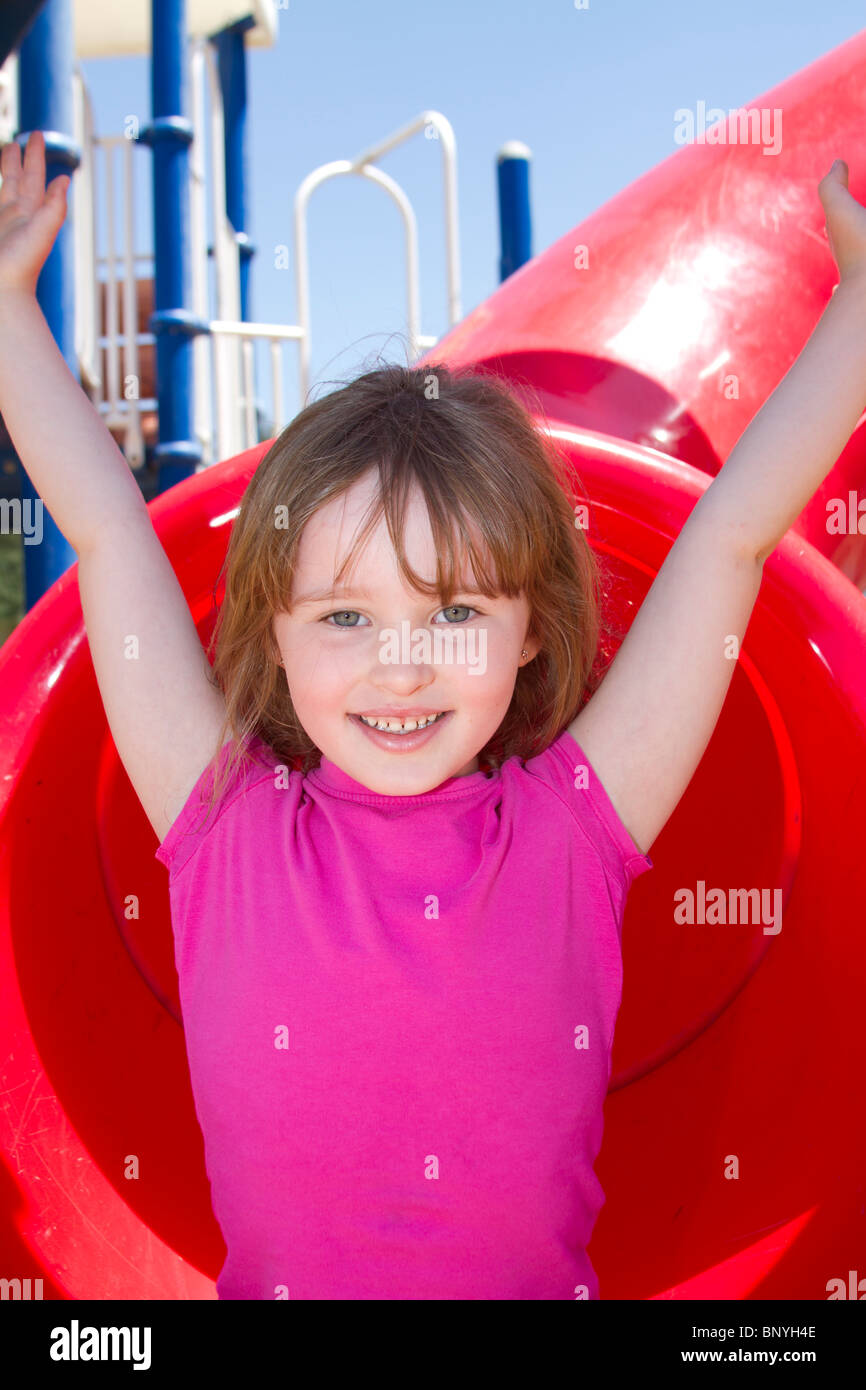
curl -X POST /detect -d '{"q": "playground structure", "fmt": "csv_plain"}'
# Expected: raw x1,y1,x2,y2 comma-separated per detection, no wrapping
1,4,866,1299
1,0,494,610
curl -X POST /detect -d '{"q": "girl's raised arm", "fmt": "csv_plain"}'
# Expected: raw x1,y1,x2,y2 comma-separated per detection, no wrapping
569,160,866,857
0,131,228,842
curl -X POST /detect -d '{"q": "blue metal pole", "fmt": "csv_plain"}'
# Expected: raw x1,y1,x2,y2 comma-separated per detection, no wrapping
214,19,255,322
17,0,79,609
138,0,209,493
497,141,533,282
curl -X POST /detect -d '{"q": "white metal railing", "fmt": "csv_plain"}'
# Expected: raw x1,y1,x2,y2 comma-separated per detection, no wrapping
191,33,236,464
71,52,293,472
69,61,463,470
73,69,150,467
71,71,99,392
190,35,300,463
0,53,18,149
209,319,302,453
293,109,463,404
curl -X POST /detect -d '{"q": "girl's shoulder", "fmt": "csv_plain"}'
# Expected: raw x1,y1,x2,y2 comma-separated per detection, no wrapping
154,731,295,878
519,725,653,892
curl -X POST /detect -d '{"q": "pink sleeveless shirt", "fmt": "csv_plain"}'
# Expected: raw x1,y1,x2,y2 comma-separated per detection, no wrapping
155,726,652,1299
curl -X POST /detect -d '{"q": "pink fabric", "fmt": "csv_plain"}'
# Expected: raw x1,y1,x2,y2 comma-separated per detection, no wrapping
155,726,653,1300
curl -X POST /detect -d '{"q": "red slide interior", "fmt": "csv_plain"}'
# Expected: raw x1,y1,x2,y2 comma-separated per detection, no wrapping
430,29,866,585
2,426,865,1299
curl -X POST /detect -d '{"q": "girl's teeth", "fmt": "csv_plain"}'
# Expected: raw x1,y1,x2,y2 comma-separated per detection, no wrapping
358,713,444,733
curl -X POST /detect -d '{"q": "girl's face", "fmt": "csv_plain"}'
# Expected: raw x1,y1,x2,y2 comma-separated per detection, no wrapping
272,469,540,796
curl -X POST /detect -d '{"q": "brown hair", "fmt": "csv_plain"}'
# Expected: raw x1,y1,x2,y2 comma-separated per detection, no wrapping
192,358,619,831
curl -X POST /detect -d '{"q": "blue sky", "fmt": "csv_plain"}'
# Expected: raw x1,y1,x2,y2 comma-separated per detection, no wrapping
78,0,866,438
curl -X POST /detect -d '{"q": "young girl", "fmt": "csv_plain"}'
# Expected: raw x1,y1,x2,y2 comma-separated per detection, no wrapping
2,132,864,1300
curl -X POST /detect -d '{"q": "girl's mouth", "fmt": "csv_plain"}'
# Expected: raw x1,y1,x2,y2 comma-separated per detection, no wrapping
348,709,453,752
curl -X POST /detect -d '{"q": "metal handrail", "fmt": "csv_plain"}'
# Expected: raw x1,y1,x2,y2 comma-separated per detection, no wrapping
189,35,216,464
349,110,461,323
209,319,302,451
293,109,462,403
73,72,147,467
191,36,297,460
71,69,98,390
68,66,462,469
0,52,17,146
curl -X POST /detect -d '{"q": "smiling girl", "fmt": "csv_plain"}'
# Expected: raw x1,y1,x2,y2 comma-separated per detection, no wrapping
1,131,863,1299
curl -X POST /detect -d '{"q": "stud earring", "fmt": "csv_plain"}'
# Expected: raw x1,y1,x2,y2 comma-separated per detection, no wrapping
521,648,528,660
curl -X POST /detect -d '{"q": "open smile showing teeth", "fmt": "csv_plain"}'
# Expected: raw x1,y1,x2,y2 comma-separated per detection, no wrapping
357,712,448,733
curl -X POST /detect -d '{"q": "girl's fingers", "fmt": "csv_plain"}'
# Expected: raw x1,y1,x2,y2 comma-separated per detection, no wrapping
48,175,70,205
819,160,852,200
0,139,22,203
29,173,69,228
20,130,46,206
0,132,47,209
0,134,70,217
819,164,844,198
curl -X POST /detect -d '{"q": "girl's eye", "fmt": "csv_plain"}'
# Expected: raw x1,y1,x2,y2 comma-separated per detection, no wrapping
434,605,477,623
320,605,478,628
321,610,368,628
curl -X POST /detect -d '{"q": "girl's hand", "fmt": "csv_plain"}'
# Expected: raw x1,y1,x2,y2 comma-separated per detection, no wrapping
818,159,866,288
0,130,71,296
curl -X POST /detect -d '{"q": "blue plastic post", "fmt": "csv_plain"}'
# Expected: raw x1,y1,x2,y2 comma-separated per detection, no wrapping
214,19,256,322
497,141,533,282
16,0,79,610
138,0,209,493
